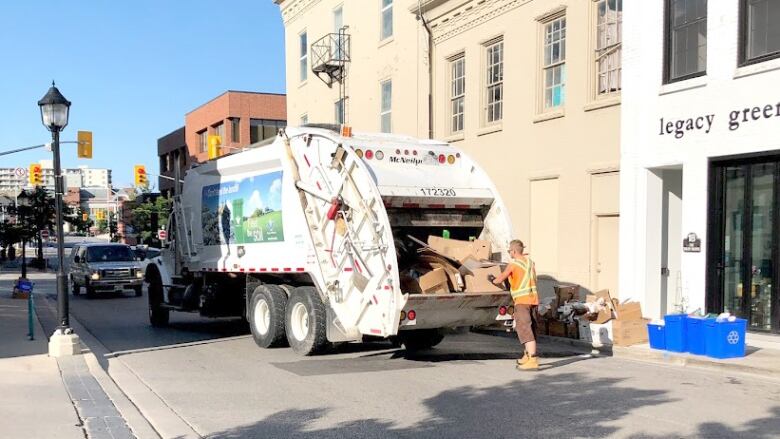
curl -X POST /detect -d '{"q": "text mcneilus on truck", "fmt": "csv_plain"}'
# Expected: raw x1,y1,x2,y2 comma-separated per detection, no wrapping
145,125,516,355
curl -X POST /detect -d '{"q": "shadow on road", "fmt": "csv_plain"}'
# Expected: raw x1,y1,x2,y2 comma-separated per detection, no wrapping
186,371,742,439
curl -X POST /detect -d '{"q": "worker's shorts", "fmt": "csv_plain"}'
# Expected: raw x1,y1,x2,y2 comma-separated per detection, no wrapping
513,304,538,344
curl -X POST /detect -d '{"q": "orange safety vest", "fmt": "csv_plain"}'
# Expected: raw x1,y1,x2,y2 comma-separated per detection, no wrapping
508,257,539,305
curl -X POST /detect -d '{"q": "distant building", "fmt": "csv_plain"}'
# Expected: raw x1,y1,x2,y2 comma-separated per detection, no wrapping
157,91,287,195
0,161,112,191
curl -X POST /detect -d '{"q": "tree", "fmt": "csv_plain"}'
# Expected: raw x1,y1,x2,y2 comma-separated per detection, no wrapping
67,207,93,235
14,187,76,266
130,195,171,246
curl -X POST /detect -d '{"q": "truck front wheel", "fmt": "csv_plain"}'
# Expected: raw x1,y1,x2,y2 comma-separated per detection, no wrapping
249,285,288,348
400,329,445,352
148,274,169,327
284,287,328,355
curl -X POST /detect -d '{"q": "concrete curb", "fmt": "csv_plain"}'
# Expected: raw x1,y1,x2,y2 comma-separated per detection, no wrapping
65,309,202,439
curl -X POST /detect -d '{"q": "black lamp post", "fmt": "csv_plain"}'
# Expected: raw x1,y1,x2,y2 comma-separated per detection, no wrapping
38,82,72,334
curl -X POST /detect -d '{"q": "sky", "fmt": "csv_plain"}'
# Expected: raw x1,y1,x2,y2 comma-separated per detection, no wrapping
0,1,286,188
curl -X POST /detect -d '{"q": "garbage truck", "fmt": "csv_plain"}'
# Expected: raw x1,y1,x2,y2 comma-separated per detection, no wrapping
146,125,515,355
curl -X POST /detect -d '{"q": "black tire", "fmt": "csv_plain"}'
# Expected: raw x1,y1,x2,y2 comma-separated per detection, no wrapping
134,285,143,297
284,287,328,355
249,285,288,348
400,329,445,352
148,274,169,327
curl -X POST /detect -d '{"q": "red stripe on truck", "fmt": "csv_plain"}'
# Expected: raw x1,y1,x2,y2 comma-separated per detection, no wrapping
428,204,445,209
304,154,311,168
283,268,292,272
297,268,305,272
370,329,382,335
454,204,470,209
402,203,420,208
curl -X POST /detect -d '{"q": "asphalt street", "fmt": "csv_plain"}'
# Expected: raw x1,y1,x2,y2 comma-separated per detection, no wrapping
13,274,780,439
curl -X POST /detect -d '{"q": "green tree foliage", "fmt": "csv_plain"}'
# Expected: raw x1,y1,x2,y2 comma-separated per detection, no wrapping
130,195,171,245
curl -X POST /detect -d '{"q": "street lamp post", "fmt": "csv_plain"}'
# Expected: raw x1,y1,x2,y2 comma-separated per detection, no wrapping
39,82,80,357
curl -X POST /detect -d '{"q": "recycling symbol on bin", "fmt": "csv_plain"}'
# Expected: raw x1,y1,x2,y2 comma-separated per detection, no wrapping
726,330,740,345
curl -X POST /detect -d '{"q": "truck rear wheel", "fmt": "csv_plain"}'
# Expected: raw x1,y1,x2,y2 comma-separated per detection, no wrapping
148,274,169,327
400,329,445,352
249,285,288,348
285,287,328,355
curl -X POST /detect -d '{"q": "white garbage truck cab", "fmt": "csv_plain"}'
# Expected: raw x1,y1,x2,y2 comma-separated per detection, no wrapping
147,125,514,355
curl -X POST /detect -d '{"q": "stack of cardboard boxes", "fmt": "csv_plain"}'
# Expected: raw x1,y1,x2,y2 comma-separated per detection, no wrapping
538,287,649,347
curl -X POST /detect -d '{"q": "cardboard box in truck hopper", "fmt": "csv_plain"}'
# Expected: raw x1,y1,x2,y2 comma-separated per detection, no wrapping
427,236,491,262
418,267,450,294
464,265,504,293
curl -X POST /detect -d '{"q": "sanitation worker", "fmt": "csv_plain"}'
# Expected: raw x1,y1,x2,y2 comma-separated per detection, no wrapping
491,239,540,371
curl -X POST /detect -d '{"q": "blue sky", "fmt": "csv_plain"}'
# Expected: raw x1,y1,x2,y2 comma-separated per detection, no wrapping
0,1,286,188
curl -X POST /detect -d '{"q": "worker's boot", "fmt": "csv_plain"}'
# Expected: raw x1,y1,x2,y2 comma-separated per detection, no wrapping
516,352,530,366
517,355,539,371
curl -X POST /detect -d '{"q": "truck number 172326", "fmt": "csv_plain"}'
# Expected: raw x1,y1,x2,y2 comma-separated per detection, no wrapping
419,188,457,197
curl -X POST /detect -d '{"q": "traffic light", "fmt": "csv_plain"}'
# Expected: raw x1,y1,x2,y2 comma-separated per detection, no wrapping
82,212,89,221
134,165,148,187
77,131,93,159
208,135,221,159
29,163,43,185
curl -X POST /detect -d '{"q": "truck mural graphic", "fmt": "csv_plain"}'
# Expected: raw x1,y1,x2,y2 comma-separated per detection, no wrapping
201,171,284,245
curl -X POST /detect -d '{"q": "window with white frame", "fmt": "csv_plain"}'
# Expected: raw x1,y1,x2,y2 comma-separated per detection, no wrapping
543,16,566,109
450,56,465,133
380,80,392,132
381,0,393,40
595,0,622,96
299,31,308,82
485,40,503,124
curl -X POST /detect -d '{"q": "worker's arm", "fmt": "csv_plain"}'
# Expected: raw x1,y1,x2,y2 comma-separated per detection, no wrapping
489,264,513,286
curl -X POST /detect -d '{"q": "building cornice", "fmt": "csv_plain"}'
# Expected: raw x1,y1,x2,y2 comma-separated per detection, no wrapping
277,0,322,25
428,0,532,44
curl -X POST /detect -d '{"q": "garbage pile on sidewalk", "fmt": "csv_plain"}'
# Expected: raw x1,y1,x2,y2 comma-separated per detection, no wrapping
536,286,649,347
398,235,505,294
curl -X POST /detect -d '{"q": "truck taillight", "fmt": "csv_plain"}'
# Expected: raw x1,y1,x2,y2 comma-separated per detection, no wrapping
447,155,456,164
375,150,384,160
365,150,374,160
326,198,341,220
498,305,507,316
407,310,416,321
355,149,364,158
400,310,406,321
438,154,446,164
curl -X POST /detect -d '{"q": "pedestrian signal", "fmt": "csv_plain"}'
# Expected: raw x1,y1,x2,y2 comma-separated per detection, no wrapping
134,165,148,187
29,163,43,185
207,135,221,159
77,131,93,159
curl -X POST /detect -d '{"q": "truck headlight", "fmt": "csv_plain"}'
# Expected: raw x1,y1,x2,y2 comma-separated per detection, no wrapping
136,270,143,279
91,272,100,281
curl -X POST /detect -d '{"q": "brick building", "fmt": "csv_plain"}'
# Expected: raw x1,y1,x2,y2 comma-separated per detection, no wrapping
158,91,286,194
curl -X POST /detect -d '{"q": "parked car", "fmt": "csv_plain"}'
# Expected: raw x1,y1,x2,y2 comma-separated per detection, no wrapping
69,243,143,298
132,246,161,276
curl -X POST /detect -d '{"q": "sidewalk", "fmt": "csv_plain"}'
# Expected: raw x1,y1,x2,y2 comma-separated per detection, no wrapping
0,294,84,439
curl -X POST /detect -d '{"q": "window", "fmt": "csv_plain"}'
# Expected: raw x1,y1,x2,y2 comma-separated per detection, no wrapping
213,122,225,143
299,31,308,82
301,114,308,125
543,16,566,109
740,0,780,65
450,56,465,133
485,40,503,124
595,0,622,96
335,99,345,124
380,80,392,132
198,130,207,153
250,119,285,143
664,0,707,83
231,118,240,143
381,0,393,40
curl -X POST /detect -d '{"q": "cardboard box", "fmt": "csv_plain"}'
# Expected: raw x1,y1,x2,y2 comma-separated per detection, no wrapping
427,236,491,262
535,318,549,336
418,267,449,294
612,318,650,346
464,265,504,293
586,290,615,324
613,300,643,321
554,284,580,304
566,321,579,339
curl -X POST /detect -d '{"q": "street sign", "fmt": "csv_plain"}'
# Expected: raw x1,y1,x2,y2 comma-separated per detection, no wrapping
14,167,27,177
158,229,167,240
40,230,49,240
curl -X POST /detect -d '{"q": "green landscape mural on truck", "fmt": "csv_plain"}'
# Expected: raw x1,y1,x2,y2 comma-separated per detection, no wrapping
201,171,284,245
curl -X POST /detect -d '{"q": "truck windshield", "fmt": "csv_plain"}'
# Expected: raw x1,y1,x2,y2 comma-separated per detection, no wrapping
86,246,135,262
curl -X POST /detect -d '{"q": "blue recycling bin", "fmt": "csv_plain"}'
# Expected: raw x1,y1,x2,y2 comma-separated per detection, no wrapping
647,323,666,350
664,314,688,352
704,318,747,359
685,316,710,355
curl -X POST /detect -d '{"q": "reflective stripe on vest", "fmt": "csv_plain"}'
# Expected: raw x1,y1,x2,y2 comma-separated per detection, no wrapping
509,258,537,301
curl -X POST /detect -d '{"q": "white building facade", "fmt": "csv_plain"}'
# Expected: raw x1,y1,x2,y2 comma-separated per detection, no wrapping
621,0,780,333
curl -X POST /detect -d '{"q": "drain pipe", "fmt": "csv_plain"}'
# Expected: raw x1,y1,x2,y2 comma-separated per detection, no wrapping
417,0,434,140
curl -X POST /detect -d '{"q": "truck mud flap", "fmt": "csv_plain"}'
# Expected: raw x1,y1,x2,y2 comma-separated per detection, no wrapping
399,292,512,330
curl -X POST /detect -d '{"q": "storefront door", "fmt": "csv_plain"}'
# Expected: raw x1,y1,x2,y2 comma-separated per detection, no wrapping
708,155,780,332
